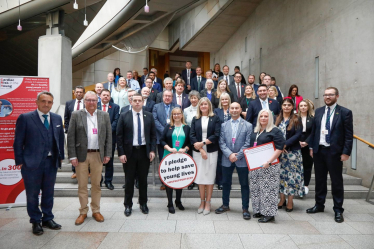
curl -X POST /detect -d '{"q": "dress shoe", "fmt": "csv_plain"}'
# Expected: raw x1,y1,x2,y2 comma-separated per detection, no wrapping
92,212,104,222
197,200,205,214
71,173,76,179
168,206,175,214
135,179,139,189
258,216,275,223
334,212,344,223
105,182,114,190
218,185,223,190
286,203,293,212
124,206,132,217
306,206,324,214
42,220,61,230
215,205,230,214
243,209,251,220
140,204,149,214
75,214,87,225
160,185,166,190
175,201,185,210
188,183,195,190
32,223,43,235
122,184,126,189
203,201,211,215
253,213,263,218
278,200,286,209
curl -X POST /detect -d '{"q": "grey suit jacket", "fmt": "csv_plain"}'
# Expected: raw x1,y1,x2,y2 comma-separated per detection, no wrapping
218,75,234,86
219,117,252,167
67,109,112,162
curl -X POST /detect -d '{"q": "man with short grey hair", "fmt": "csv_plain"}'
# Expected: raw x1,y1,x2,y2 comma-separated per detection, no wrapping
156,77,174,103
151,68,163,86
67,91,112,226
125,71,140,91
103,73,117,92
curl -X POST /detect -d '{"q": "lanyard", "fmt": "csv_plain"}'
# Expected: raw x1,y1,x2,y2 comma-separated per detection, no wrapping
325,106,336,125
175,125,183,140
87,113,97,128
255,129,265,143
246,98,250,107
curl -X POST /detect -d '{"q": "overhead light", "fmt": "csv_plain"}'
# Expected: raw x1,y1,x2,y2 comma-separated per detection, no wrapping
144,0,149,13
83,0,88,26
17,0,22,31
73,0,78,9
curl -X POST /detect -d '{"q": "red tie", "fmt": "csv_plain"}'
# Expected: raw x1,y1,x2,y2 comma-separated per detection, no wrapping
77,100,81,110
103,104,106,112
237,84,240,98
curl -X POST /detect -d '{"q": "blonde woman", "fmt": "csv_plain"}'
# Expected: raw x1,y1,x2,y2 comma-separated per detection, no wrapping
239,84,256,118
190,98,221,215
249,109,285,223
211,79,234,109
268,86,283,109
111,77,130,111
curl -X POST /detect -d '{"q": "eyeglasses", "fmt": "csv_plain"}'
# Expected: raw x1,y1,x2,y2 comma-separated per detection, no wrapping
133,99,143,103
323,94,336,97
85,99,97,103
172,113,182,116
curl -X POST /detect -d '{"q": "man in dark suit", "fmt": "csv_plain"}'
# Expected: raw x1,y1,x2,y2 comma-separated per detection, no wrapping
306,87,353,223
151,68,163,87
172,80,191,111
142,77,159,102
97,89,119,190
117,93,157,217
218,65,234,86
103,73,117,92
156,77,174,103
64,86,85,179
140,67,148,86
152,90,180,190
141,87,156,112
229,72,246,102
191,67,206,92
232,66,246,85
246,84,280,125
248,74,259,96
67,91,112,226
142,71,162,92
14,91,65,235
181,61,196,92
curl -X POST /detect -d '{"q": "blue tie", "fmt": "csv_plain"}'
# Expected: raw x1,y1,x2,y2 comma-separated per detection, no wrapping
137,113,142,145
325,107,331,144
42,114,49,130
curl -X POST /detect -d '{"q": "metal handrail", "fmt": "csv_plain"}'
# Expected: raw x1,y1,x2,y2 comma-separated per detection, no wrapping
354,135,374,149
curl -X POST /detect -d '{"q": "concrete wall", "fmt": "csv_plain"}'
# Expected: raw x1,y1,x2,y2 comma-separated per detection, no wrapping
73,50,147,88
211,0,374,186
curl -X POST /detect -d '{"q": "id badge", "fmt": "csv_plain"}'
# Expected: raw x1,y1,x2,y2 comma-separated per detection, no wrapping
232,138,236,144
294,110,297,114
253,142,257,147
92,128,98,134
322,130,329,135
175,141,180,147
167,118,170,124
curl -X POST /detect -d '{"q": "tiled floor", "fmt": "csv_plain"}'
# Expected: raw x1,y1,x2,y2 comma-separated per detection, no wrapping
0,197,374,249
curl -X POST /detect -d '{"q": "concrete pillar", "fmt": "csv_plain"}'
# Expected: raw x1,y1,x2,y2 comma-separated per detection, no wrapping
38,10,72,115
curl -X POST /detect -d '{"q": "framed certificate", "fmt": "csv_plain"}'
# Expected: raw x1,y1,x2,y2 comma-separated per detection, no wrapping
243,142,280,171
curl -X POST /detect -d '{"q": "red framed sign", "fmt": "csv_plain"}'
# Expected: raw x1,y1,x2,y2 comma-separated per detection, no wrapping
243,142,280,171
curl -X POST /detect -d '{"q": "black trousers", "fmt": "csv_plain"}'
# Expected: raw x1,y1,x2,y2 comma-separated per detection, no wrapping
313,146,344,213
104,142,116,183
301,146,314,186
123,146,150,207
165,186,182,207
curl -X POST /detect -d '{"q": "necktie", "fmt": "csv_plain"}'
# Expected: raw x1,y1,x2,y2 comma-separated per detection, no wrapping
237,84,240,98
262,101,267,109
326,107,331,144
178,96,182,106
127,79,130,86
137,113,141,145
77,100,81,110
103,104,106,112
197,77,201,90
42,114,49,130
225,75,228,85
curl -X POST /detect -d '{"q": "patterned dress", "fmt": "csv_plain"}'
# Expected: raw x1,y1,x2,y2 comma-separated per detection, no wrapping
278,120,305,197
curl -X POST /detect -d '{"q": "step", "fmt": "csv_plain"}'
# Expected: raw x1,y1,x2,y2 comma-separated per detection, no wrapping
53,183,369,199
55,171,362,186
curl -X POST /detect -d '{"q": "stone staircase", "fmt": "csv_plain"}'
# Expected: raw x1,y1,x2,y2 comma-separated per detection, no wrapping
54,156,369,199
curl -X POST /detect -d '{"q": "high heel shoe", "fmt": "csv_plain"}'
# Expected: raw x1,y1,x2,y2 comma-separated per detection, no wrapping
278,200,286,209
197,200,205,214
286,203,293,212
203,201,211,215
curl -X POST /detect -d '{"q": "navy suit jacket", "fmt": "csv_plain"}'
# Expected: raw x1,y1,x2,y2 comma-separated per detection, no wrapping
229,82,246,102
191,76,206,92
245,98,280,125
172,93,191,111
142,81,162,92
214,108,231,124
144,99,156,113
148,88,159,102
64,99,77,133
103,82,117,91
120,105,146,114
13,110,65,168
97,102,120,143
309,105,353,155
152,102,180,143
182,68,196,85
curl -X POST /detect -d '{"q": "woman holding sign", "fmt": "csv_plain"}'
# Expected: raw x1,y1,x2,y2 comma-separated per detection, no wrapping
161,107,191,214
190,98,221,215
248,109,285,223
275,98,303,212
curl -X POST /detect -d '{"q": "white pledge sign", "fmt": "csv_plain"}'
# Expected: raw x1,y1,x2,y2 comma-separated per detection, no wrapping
159,153,197,189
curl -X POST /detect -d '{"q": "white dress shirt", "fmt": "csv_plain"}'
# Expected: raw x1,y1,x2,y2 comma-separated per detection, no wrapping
132,109,146,146
73,99,83,111
224,75,230,85
86,109,99,149
101,102,109,112
143,98,147,106
319,103,337,146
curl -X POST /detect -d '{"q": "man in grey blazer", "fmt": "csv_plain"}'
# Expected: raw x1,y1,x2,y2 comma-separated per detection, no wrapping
218,65,234,86
215,102,252,220
67,91,112,226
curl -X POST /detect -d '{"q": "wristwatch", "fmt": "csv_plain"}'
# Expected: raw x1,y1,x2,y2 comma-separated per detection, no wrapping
185,148,189,152
267,161,271,166
203,141,206,145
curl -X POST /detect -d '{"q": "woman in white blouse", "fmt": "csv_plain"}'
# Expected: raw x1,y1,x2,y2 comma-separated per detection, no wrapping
184,90,200,126
111,77,130,111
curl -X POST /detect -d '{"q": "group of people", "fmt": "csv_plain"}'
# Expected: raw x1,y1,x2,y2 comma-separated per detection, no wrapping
13,61,353,236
